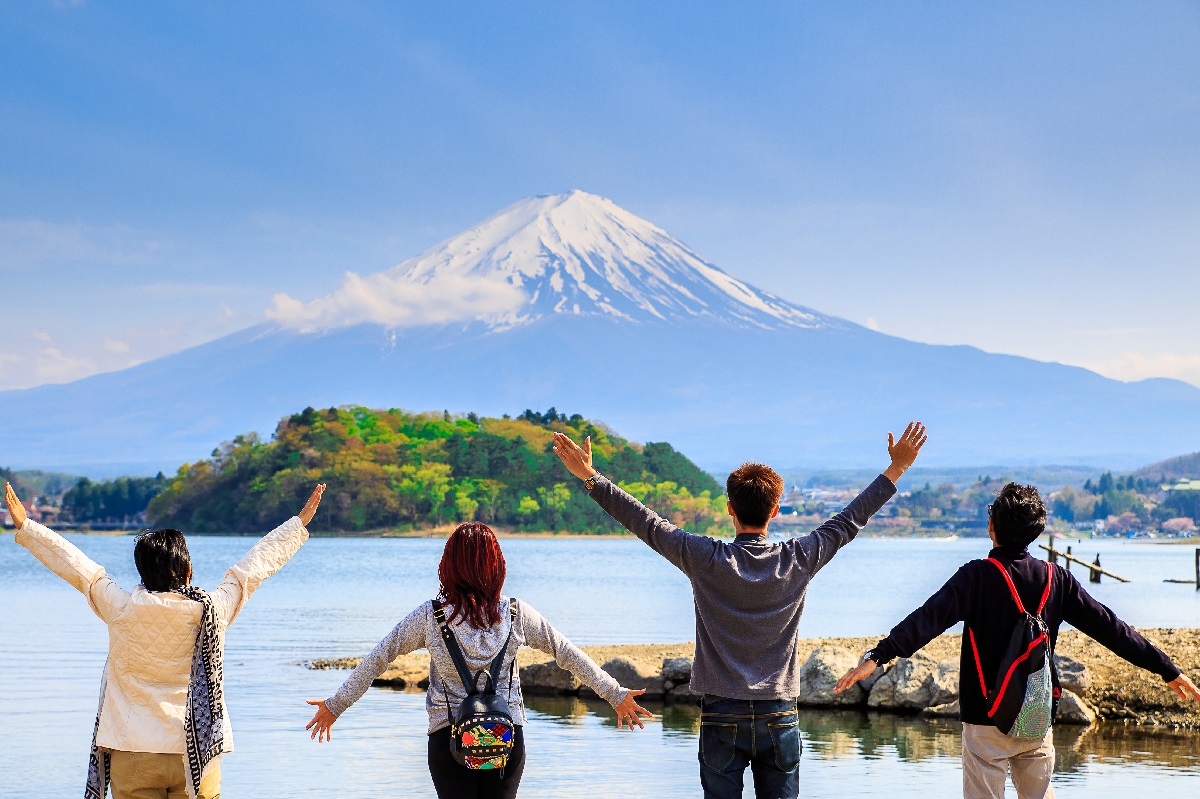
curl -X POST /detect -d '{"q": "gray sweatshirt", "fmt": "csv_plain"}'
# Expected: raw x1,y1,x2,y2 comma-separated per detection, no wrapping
588,474,896,700
325,596,628,733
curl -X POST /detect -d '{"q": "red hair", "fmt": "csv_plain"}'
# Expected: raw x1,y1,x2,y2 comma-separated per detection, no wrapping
438,522,506,629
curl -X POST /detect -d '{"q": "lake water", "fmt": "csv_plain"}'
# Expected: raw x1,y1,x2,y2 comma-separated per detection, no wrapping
2,533,1198,797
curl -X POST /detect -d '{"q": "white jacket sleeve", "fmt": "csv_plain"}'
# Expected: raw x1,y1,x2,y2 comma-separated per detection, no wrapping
211,516,309,626
15,519,129,623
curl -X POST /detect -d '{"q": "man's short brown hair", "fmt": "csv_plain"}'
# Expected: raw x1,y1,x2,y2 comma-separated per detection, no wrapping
726,463,784,528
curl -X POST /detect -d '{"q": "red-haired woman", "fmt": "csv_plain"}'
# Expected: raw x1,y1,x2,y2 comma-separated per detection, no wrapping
304,522,652,798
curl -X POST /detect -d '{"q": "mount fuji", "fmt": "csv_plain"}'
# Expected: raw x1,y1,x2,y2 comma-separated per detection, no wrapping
4,190,1200,476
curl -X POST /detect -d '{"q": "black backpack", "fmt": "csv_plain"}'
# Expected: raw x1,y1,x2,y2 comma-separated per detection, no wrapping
968,558,1060,739
432,598,519,774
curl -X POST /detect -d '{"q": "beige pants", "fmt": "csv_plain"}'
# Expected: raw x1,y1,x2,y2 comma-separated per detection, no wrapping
109,750,221,799
962,723,1055,799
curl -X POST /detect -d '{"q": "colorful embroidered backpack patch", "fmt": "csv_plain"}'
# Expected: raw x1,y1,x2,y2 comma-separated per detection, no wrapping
457,717,515,770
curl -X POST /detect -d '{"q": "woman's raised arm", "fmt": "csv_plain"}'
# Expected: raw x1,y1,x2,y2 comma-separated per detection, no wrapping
7,482,129,622
211,483,325,625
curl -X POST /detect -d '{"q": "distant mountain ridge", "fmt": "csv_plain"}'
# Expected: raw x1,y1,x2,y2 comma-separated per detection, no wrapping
3,190,1200,475
1133,452,1200,483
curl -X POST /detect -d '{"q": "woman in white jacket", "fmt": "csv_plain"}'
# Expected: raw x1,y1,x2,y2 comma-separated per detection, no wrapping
5,480,325,799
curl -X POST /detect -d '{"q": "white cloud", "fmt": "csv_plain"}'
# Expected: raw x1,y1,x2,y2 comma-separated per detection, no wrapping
266,271,526,333
0,329,163,390
1089,352,1200,388
34,347,93,385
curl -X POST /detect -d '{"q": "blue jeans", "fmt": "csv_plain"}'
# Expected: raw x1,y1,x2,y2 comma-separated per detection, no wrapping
698,696,802,799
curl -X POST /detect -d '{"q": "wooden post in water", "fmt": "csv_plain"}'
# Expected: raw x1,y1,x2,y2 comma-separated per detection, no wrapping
1065,546,1072,573
1047,533,1058,564
1089,554,1102,583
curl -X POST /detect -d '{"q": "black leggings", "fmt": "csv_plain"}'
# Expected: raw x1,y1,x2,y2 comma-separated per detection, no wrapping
428,725,526,799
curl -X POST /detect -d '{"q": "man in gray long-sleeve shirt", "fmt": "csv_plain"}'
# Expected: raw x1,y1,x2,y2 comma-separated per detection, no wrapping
553,422,928,799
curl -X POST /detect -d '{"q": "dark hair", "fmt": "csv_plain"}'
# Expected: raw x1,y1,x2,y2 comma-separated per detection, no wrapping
991,483,1046,549
726,462,784,528
134,529,192,592
438,522,506,629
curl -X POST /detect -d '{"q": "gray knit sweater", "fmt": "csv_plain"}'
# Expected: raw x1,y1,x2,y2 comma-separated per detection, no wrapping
588,474,896,700
325,596,628,733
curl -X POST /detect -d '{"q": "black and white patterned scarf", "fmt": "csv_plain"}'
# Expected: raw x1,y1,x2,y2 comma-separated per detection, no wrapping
85,586,225,799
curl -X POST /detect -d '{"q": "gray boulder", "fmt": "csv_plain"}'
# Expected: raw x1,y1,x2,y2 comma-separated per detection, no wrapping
662,657,693,683
581,657,665,699
1053,654,1091,694
519,661,581,695
930,660,960,707
868,653,959,710
921,699,960,718
796,646,867,706
370,673,407,689
668,682,703,701
1056,690,1097,725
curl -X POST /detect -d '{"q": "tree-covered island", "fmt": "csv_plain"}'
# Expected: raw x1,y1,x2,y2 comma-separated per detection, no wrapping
145,406,726,534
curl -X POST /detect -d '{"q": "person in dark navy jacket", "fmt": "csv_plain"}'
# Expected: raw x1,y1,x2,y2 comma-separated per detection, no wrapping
834,482,1200,799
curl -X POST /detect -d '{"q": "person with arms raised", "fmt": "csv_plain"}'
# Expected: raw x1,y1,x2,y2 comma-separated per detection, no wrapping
833,482,1200,799
5,480,325,799
552,422,928,799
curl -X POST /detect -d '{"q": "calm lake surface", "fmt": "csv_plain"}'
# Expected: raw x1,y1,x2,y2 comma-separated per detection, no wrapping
2,533,1198,797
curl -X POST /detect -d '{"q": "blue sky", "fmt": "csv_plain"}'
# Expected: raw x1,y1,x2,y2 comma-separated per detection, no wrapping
2,1,1199,389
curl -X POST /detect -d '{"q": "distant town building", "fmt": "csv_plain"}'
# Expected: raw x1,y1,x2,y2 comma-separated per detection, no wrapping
1163,478,1200,492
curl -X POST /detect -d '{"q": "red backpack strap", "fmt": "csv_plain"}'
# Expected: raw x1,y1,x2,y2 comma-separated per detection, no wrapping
968,628,989,697
986,558,1026,614
1037,561,1053,616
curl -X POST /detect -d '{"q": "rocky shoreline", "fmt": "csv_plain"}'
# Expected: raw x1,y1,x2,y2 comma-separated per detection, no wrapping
307,628,1200,732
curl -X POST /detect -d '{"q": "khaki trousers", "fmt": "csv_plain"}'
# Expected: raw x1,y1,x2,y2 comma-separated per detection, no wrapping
961,723,1054,799
109,750,221,799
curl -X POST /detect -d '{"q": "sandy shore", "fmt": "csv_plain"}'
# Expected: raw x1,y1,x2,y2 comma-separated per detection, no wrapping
309,628,1200,730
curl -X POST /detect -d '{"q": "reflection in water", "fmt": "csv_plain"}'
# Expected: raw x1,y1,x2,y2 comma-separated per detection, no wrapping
1054,723,1200,773
524,695,1200,776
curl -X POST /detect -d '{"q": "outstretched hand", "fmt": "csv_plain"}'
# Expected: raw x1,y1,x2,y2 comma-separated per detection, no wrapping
552,432,597,481
883,421,928,484
614,689,654,730
297,484,326,527
834,660,878,695
305,699,336,742
1169,673,1200,704
5,482,28,529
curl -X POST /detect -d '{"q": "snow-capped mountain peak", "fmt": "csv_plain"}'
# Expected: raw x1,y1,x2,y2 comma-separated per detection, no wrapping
268,190,842,332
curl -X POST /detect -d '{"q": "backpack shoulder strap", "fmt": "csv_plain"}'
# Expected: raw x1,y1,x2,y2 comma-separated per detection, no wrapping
985,558,1027,614
1036,562,1054,618
432,599,476,693
487,598,520,690
967,628,989,697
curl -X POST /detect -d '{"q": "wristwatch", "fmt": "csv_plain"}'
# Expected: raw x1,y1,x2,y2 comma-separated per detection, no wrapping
860,650,879,666
583,473,602,491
